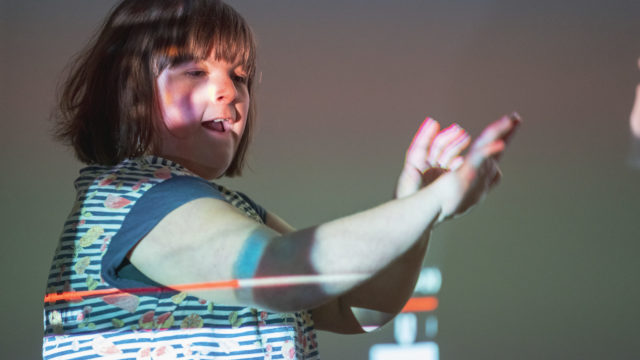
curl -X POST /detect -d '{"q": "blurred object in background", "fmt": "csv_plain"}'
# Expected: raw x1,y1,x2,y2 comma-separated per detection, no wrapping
369,268,441,360
629,58,640,167
369,314,439,360
414,267,442,295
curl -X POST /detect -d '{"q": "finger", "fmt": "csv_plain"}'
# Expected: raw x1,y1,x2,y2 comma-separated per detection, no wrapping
450,156,464,171
469,140,506,168
427,124,464,165
493,112,522,162
502,112,522,145
406,117,440,172
485,140,506,159
494,112,522,160
395,166,423,198
472,113,521,152
438,132,471,168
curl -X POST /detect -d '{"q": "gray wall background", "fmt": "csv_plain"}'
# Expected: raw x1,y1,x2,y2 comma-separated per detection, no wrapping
2,0,639,359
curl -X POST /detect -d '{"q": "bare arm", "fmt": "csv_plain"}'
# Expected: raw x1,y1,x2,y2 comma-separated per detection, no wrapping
129,174,445,312
129,115,520,316
313,119,475,333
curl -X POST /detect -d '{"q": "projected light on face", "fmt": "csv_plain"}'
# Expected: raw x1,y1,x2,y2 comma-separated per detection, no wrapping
156,55,250,180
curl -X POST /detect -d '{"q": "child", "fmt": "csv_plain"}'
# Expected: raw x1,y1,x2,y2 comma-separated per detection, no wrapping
43,1,520,359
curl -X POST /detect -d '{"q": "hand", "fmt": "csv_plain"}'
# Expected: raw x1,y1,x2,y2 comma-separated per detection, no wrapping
395,118,471,198
631,58,640,138
436,113,521,222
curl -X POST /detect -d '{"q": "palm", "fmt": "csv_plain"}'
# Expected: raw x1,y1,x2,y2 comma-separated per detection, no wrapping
395,118,469,198
396,114,521,221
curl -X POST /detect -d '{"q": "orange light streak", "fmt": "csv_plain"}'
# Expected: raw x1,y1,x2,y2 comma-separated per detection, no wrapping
44,279,239,303
45,274,368,303
401,296,438,313
45,279,438,313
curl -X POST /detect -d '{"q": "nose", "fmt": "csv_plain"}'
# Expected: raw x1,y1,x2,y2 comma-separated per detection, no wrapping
207,74,237,104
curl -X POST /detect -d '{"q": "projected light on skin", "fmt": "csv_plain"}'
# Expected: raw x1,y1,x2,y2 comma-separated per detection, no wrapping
44,277,437,313
396,119,470,199
45,111,510,330
44,266,441,323
43,2,524,359
156,57,249,179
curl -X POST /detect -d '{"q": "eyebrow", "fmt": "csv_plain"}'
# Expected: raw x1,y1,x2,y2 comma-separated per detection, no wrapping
168,58,249,76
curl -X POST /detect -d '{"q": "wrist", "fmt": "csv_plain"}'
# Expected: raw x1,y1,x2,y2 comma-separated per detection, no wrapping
428,171,464,224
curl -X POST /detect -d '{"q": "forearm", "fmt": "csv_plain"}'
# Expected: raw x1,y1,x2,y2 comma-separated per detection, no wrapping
309,231,431,334
131,175,451,314
341,231,430,318
251,181,446,311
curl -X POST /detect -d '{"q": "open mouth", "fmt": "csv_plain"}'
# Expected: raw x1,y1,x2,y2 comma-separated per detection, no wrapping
202,119,228,132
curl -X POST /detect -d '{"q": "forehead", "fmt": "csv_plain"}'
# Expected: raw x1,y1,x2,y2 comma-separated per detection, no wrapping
204,47,248,69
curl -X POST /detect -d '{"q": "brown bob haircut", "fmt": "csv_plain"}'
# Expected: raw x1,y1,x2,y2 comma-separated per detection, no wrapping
55,0,257,177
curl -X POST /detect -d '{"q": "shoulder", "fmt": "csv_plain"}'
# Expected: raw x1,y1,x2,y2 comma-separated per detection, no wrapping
212,184,268,224
69,157,202,216
75,156,195,192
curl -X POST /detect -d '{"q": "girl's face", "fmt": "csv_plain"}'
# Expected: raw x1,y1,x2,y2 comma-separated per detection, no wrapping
155,53,250,179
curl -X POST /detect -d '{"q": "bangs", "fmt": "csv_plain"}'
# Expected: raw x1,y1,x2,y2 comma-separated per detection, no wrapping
151,1,256,77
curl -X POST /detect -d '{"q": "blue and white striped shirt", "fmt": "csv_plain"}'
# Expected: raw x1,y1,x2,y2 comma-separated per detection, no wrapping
43,156,319,360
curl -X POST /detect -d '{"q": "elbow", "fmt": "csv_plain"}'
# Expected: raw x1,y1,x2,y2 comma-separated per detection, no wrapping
336,296,399,334
349,306,396,333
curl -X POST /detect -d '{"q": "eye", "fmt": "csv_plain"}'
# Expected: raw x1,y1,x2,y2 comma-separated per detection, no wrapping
232,74,248,84
185,70,207,78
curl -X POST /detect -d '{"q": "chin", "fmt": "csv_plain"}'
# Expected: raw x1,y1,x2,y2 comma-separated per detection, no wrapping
198,167,226,180
203,162,233,180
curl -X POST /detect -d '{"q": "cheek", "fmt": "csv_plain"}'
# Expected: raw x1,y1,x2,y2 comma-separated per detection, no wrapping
160,91,199,131
240,91,250,118
238,100,250,135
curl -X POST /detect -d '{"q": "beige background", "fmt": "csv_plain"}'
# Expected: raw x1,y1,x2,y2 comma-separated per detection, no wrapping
2,0,639,359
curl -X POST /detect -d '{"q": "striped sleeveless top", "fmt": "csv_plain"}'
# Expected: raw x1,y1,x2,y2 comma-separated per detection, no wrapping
43,156,319,360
